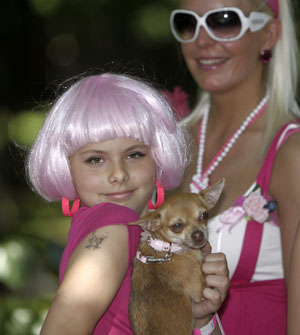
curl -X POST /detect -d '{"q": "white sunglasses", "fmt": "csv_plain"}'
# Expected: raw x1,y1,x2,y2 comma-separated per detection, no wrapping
170,7,272,43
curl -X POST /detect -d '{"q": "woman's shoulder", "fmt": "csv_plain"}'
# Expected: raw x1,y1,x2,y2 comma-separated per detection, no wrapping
273,122,300,164
264,121,300,168
269,122,300,197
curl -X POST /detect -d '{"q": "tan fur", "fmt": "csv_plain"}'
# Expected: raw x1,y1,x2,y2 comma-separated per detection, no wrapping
129,179,225,335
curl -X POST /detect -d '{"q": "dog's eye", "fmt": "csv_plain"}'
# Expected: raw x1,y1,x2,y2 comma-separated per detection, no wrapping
170,223,185,233
199,212,209,221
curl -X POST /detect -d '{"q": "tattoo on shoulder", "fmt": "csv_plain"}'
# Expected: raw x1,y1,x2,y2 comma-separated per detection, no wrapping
85,232,108,250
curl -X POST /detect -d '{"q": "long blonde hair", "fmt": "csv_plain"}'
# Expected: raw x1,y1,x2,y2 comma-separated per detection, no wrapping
181,0,300,153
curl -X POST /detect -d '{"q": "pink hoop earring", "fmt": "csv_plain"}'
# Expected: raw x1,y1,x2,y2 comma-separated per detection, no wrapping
260,50,272,64
148,180,165,210
62,197,80,217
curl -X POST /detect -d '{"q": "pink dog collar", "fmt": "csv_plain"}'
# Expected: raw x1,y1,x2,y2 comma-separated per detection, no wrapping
140,231,183,253
148,235,182,253
136,232,183,264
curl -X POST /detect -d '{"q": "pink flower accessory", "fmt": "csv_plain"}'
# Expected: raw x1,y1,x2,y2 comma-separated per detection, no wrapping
163,86,190,120
218,185,277,232
242,188,269,223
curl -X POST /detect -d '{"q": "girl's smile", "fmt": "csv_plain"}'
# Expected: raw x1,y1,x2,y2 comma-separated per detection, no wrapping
104,190,135,201
69,138,156,216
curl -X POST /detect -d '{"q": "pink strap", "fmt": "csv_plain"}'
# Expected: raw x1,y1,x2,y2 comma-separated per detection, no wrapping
257,122,300,196
231,219,264,283
232,122,300,283
266,0,279,17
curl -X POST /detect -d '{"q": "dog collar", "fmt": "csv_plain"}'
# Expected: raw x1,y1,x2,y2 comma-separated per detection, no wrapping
136,251,172,264
148,235,183,253
136,232,183,264
140,231,183,253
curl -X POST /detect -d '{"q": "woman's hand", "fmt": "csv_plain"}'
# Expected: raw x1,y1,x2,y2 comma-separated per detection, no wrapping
193,243,229,328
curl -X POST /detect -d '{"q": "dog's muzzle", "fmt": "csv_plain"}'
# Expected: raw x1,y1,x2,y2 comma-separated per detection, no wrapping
191,229,208,248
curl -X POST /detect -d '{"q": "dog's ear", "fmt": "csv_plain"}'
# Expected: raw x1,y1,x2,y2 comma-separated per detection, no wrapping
128,212,162,232
200,178,225,210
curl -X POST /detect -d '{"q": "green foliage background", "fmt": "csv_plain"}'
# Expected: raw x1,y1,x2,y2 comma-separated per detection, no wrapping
0,0,299,334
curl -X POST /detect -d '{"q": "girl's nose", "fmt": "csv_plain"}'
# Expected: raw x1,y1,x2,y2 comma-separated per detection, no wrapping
195,27,215,47
108,162,129,184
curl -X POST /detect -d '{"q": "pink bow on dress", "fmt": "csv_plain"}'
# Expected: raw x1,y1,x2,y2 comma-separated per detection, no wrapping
218,206,246,233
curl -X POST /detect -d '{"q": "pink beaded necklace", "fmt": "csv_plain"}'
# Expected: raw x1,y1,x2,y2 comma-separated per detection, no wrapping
190,90,269,193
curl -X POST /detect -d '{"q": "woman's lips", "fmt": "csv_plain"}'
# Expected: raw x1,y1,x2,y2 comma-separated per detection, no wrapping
197,57,227,70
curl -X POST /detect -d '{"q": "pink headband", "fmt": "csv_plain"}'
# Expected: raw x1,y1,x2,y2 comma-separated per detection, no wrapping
266,0,279,17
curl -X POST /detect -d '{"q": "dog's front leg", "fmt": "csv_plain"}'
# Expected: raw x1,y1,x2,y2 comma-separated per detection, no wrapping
183,256,205,304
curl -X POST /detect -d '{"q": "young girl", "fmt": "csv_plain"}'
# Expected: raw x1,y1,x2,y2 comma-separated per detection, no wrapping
26,73,229,334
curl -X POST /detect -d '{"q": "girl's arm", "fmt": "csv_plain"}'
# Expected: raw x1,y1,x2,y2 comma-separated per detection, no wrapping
287,221,300,335
40,224,129,335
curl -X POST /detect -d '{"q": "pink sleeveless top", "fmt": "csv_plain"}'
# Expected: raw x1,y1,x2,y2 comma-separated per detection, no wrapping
201,123,300,334
59,202,142,335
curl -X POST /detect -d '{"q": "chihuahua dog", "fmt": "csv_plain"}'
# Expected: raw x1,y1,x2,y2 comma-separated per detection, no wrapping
129,178,225,335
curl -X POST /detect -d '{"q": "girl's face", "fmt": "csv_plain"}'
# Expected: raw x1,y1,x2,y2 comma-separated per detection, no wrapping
69,138,156,216
180,0,266,94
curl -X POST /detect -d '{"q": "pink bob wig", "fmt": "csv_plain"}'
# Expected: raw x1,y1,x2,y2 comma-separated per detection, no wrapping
27,73,190,202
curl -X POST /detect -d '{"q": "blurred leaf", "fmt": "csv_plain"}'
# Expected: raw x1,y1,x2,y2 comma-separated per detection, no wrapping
29,0,62,16
133,4,172,42
0,297,50,335
0,237,35,290
8,110,46,147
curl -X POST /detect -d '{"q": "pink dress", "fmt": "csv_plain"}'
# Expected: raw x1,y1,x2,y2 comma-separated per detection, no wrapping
200,122,300,334
59,202,142,335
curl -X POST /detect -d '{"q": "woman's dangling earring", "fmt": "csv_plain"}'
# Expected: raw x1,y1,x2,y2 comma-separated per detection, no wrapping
260,49,273,64
148,180,165,210
62,197,80,217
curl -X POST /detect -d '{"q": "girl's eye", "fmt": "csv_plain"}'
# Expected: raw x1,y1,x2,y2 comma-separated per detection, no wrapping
127,151,145,159
85,156,104,165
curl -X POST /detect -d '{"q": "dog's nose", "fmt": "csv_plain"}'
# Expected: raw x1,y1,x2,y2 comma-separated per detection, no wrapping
192,231,204,243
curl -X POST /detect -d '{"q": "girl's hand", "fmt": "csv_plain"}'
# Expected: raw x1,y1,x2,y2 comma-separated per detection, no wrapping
193,245,229,328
